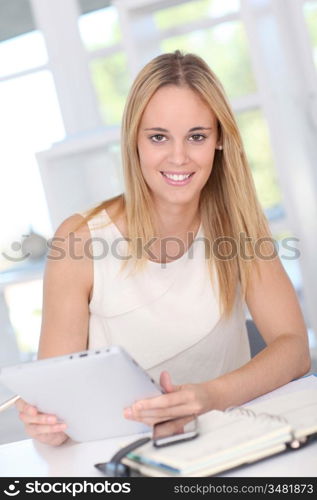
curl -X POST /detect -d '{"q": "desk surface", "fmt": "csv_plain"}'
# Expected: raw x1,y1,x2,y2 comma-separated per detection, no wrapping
1,376,316,478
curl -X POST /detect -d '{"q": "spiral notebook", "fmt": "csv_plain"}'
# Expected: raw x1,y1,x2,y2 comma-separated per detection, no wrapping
122,388,317,477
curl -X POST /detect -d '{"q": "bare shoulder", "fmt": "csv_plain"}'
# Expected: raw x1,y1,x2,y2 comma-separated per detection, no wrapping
53,213,91,240
45,214,93,295
48,213,92,257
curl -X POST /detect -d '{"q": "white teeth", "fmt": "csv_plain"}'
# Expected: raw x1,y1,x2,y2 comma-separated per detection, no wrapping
163,173,191,181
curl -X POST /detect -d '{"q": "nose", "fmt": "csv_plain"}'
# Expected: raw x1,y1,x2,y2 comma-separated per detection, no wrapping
168,140,189,166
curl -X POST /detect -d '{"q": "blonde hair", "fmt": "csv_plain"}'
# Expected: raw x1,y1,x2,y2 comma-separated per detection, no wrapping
81,50,272,317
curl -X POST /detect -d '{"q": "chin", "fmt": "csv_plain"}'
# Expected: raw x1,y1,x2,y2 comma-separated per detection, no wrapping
157,191,200,206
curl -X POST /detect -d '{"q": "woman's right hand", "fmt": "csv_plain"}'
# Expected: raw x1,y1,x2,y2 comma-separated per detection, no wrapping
15,398,68,446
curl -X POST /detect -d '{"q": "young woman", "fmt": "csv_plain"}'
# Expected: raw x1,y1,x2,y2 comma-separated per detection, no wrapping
16,50,310,445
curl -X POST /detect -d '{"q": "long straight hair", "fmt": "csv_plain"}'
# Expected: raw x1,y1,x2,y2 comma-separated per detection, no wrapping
82,51,272,317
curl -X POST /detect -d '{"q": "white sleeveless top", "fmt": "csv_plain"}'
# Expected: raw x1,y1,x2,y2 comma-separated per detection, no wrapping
83,208,250,385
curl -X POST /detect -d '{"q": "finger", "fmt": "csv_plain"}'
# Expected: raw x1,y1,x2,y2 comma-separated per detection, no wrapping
133,404,190,420
34,432,68,446
132,390,189,411
124,403,190,423
15,398,34,413
16,401,38,417
19,412,58,425
159,371,176,393
14,398,24,411
26,422,67,436
134,415,181,426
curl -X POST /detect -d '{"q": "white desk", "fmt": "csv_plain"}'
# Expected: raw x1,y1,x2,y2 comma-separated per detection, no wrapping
1,376,316,477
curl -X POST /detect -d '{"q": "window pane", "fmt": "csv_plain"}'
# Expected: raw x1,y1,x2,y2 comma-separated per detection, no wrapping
5,280,43,355
78,5,121,51
304,1,317,69
236,109,282,211
154,0,240,30
90,52,130,125
161,22,257,99
272,230,302,290
0,31,48,78
0,70,65,272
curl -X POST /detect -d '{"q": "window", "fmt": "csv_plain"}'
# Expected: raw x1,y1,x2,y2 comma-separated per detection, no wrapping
161,22,257,99
90,52,130,125
304,0,317,69
0,30,47,78
5,280,43,356
236,109,281,212
78,1,131,125
154,0,240,28
0,70,65,271
0,1,65,361
78,3,121,51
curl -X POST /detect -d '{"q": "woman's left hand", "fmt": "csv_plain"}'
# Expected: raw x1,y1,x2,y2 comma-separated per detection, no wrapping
123,371,212,426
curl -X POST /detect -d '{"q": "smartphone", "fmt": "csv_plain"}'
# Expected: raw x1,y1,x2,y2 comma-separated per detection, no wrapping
152,415,199,448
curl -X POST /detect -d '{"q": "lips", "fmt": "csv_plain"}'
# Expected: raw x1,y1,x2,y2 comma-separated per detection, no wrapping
160,171,195,186
160,171,195,180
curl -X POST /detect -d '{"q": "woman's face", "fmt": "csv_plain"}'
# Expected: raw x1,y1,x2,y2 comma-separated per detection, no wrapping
137,85,220,208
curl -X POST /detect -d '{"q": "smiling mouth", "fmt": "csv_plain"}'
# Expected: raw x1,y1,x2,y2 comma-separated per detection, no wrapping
160,172,195,181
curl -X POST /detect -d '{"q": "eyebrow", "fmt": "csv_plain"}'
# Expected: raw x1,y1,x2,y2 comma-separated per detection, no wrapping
143,126,212,132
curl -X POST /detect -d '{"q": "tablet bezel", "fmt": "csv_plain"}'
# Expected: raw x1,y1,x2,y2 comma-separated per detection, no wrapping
0,345,163,442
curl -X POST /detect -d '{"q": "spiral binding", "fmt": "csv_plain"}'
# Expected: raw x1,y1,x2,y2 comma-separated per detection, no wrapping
226,405,288,424
225,406,257,419
225,405,303,447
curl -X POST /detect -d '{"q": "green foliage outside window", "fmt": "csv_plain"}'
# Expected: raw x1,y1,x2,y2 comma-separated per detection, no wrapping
90,52,131,125
304,2,317,68
236,110,282,210
154,0,240,29
161,22,257,99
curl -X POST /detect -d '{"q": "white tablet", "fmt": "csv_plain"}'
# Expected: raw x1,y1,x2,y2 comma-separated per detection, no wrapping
0,345,163,442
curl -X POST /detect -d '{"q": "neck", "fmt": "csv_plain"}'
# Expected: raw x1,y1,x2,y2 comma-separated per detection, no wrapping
151,201,201,238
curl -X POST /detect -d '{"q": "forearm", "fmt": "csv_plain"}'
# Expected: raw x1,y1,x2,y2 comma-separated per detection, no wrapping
125,335,311,426
205,334,311,411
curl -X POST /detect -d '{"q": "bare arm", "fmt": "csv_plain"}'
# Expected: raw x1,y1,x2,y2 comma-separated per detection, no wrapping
16,214,93,444
209,255,311,409
124,255,311,425
38,214,92,358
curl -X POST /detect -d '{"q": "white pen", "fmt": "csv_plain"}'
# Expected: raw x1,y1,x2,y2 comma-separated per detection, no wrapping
0,395,20,413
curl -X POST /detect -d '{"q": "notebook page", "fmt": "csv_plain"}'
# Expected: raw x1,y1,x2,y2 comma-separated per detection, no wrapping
124,442,287,477
247,389,317,439
244,375,317,406
127,409,292,474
